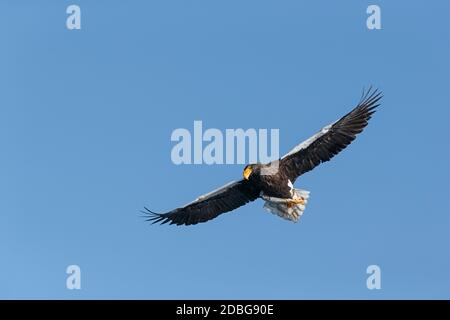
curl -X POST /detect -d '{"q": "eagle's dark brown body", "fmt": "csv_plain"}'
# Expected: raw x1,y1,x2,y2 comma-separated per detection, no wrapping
247,163,292,199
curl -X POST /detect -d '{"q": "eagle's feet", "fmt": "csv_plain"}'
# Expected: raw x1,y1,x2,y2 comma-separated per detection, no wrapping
286,197,306,208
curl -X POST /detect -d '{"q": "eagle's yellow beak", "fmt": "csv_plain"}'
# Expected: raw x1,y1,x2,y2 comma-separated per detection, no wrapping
243,166,252,180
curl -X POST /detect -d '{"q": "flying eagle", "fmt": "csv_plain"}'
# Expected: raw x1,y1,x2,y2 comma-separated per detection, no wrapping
144,88,382,226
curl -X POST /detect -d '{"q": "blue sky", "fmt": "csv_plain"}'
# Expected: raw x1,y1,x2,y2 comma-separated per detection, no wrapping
1,1,449,299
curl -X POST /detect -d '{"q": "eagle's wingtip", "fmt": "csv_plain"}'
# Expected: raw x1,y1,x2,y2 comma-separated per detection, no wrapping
360,86,382,104
141,207,168,224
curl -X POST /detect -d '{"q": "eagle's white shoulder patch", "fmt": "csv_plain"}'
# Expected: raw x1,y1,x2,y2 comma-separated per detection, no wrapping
281,121,335,160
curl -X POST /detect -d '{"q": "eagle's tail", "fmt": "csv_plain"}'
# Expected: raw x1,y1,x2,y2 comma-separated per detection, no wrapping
262,189,310,223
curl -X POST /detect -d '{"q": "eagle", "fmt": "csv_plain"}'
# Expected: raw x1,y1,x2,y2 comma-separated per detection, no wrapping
144,88,382,226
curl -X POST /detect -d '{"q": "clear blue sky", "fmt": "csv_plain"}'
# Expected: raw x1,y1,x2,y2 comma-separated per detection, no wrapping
1,1,449,299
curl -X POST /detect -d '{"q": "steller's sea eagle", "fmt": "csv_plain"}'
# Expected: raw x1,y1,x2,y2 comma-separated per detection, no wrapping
143,88,382,226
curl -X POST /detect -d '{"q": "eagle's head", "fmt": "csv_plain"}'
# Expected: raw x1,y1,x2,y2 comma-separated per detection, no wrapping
243,164,263,180
243,162,280,180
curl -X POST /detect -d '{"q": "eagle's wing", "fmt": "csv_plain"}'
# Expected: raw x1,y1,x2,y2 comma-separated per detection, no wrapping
143,180,261,226
280,88,382,183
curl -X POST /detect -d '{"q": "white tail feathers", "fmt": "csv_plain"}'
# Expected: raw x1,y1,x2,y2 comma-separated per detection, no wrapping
262,189,310,223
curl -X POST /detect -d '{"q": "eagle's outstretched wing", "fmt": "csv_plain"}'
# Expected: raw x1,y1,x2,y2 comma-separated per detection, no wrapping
143,180,260,226
280,87,382,183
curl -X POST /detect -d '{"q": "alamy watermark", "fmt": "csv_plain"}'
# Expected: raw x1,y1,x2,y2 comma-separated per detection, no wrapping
171,121,280,170
66,265,81,290
66,5,81,30
367,5,381,30
64,4,380,31
366,264,381,290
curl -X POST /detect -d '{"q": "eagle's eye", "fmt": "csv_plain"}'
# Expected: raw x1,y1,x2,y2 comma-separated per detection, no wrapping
243,165,253,180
